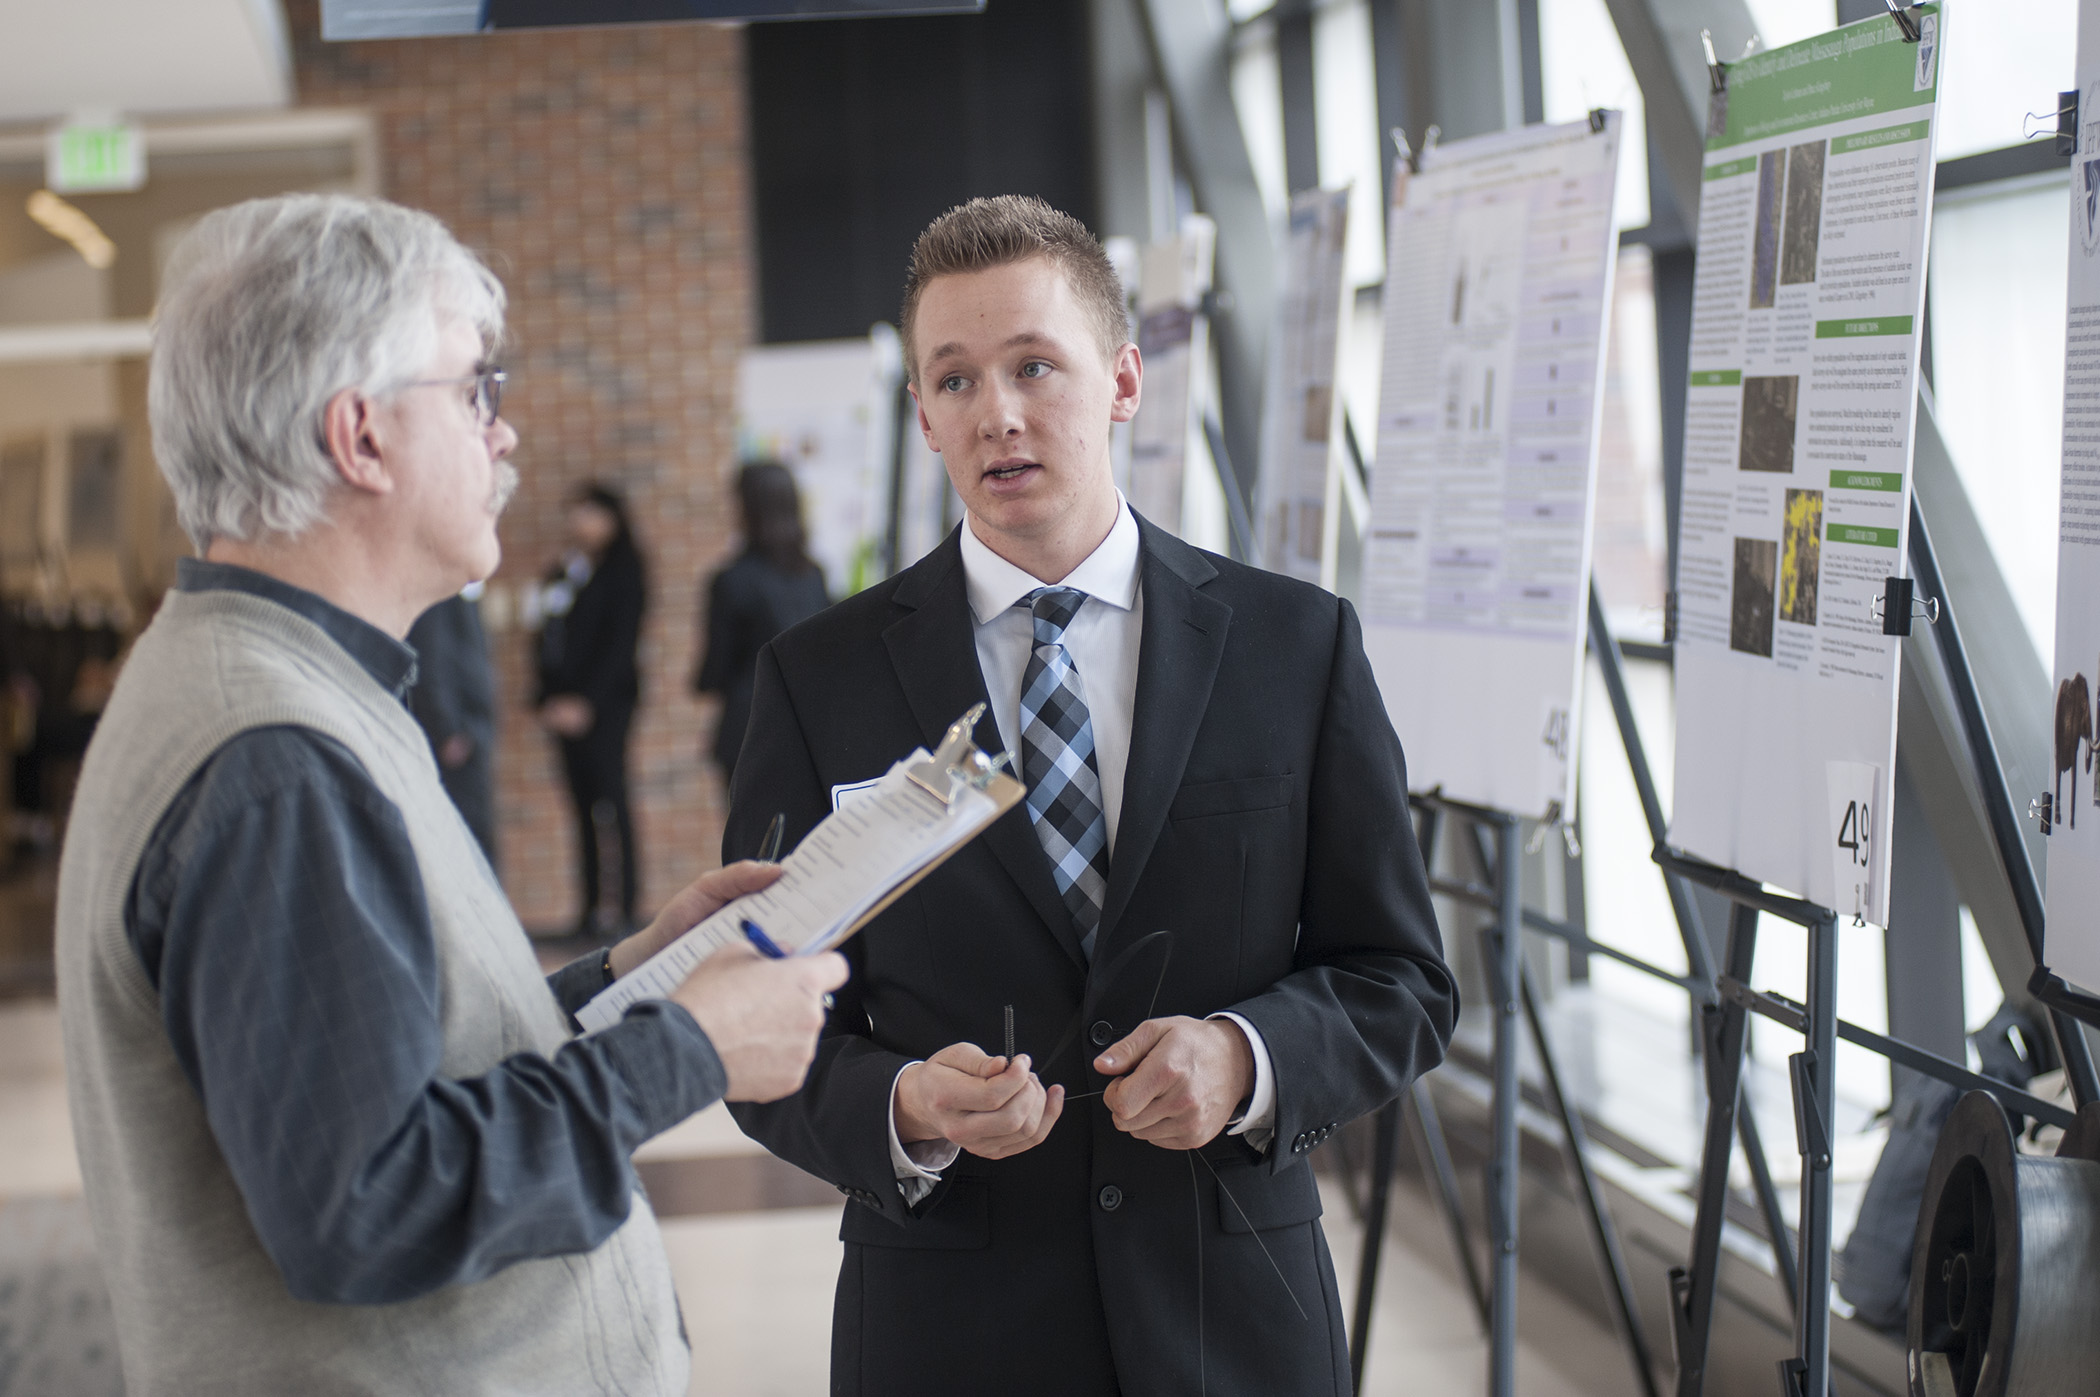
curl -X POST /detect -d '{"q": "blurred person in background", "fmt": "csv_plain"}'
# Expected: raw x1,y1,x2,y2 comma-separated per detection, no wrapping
693,461,830,782
535,482,646,939
408,585,498,864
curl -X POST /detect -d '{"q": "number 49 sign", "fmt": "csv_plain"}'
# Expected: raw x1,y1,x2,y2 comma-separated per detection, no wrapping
1826,761,1882,925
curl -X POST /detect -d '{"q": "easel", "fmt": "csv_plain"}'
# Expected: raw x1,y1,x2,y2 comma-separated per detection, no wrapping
1663,493,2099,1397
1351,587,1705,1397
1350,553,2098,1397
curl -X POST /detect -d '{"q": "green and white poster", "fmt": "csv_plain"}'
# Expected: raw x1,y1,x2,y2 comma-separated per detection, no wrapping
1669,8,1942,922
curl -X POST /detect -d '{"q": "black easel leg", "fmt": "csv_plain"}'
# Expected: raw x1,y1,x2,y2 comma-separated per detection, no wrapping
1783,911,1839,1397
1406,1078,1490,1327
1349,1097,1401,1395
1486,814,1523,1397
1736,1097,1798,1314
1519,959,1661,1397
1672,902,1760,1397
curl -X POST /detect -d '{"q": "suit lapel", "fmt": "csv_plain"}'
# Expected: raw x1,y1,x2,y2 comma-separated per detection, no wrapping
883,532,1087,968
1096,521,1230,954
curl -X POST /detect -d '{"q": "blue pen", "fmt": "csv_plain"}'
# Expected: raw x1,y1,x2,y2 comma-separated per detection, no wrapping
744,917,835,1008
742,918,789,959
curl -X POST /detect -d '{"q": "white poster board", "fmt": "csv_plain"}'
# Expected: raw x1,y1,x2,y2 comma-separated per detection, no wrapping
1668,8,1943,922
1257,186,1351,586
1360,115,1623,820
1128,218,1217,538
737,331,903,597
2045,0,2100,990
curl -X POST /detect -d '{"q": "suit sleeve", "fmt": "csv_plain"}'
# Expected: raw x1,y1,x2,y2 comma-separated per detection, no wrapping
723,645,931,1224
1223,597,1459,1176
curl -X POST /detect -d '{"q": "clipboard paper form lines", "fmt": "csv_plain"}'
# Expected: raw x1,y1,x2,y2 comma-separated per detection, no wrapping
576,711,1022,1032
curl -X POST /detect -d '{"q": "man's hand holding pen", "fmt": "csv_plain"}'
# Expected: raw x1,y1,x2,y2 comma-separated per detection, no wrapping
604,859,848,1104
1095,1017,1255,1152
894,1046,1065,1160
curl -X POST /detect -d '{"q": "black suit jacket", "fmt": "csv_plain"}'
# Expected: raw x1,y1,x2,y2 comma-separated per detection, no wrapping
727,518,1456,1397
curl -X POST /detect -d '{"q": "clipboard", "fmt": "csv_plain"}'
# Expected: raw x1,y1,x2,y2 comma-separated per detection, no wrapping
574,706,1022,1031
831,703,1024,943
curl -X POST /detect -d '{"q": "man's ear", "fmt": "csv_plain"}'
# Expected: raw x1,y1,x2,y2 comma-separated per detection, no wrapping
319,387,394,497
908,380,941,453
1108,341,1143,425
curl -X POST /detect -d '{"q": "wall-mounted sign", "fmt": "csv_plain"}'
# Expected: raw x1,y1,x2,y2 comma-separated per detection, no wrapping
46,122,144,194
323,0,983,40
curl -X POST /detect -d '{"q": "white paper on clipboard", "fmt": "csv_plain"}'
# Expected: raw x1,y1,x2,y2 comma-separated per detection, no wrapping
578,717,1022,1032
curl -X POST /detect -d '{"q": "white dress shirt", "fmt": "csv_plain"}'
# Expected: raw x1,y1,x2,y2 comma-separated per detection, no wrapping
888,498,1276,1198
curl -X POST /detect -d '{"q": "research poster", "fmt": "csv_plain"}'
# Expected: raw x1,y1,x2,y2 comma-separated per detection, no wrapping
1127,220,1216,537
1360,114,1623,820
1668,8,1942,922
737,334,901,597
2045,0,2100,990
1256,187,1350,585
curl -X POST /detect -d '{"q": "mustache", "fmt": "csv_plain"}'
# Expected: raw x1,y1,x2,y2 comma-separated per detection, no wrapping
488,460,520,515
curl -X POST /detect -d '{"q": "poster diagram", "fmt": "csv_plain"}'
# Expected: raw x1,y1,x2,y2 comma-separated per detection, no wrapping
737,330,903,598
1359,115,1623,819
1127,218,1216,537
1668,7,1942,922
2045,0,2100,991
1256,187,1351,585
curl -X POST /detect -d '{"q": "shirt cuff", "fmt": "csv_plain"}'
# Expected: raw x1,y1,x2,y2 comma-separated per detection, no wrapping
888,1063,960,1205
587,999,730,1142
545,948,615,1026
1210,1011,1276,1153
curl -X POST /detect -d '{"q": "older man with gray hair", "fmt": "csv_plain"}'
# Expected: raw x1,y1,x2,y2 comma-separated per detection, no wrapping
55,193,845,1396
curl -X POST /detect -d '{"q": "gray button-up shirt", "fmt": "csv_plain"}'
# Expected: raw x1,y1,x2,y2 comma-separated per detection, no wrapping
123,559,723,1305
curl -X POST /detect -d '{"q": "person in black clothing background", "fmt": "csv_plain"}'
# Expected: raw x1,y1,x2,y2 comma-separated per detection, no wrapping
693,462,830,781
408,588,499,865
536,482,646,939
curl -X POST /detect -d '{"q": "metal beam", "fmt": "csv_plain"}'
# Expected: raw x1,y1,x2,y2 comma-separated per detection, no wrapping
1886,760,1967,1094
1134,0,1275,512
1276,0,1318,194
1600,0,1757,228
1899,385,2055,1015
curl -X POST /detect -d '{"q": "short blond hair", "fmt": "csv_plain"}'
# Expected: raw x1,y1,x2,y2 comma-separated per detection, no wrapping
900,195,1129,384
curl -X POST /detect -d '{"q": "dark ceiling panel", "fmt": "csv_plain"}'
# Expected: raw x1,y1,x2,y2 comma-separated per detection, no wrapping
748,0,1097,344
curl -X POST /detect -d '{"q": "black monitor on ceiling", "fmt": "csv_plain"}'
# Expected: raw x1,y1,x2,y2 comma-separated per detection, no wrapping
321,0,985,41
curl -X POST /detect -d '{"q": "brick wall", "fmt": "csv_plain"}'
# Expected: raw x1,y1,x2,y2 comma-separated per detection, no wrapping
291,3,750,929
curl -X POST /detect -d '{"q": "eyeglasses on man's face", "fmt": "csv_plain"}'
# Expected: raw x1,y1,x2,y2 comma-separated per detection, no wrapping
400,367,507,427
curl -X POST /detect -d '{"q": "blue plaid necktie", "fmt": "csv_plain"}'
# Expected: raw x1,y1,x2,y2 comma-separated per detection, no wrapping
1018,587,1110,959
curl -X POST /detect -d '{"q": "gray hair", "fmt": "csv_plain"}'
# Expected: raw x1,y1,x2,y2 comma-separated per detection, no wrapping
148,194,506,550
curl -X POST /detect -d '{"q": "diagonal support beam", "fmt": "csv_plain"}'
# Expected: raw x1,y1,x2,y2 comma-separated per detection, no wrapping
1600,0,1756,226
1132,0,1275,506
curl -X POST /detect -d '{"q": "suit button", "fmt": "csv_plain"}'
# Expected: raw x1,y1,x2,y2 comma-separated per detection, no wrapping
1090,1020,1115,1047
1098,1184,1124,1212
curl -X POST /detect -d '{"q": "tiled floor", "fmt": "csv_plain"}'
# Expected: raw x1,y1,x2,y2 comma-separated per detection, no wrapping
0,983,1624,1396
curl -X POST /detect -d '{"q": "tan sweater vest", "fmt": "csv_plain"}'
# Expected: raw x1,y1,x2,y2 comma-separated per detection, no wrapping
56,587,687,1396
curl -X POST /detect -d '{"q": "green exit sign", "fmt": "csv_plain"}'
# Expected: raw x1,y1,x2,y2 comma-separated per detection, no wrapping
47,124,145,194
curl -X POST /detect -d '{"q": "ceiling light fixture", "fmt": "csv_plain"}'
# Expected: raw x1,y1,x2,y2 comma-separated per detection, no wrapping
26,190,116,270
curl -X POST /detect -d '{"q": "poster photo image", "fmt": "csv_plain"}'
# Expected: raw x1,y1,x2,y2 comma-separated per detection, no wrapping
1752,149,1784,308
1782,140,1827,286
1731,537,1777,657
1739,374,1799,474
1780,487,1823,625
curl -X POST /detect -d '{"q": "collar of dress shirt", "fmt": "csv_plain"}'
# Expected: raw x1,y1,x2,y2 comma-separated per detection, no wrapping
958,495,1141,626
176,555,419,699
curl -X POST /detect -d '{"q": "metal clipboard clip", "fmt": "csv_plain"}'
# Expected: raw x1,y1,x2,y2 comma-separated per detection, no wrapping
905,703,1015,805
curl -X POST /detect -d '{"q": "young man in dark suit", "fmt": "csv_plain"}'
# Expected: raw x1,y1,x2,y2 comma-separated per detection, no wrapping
727,195,1456,1396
